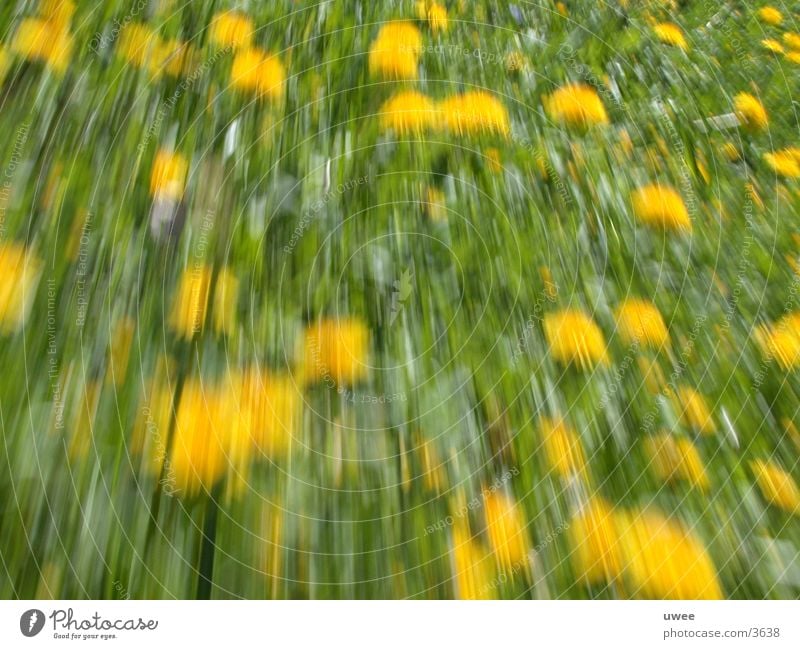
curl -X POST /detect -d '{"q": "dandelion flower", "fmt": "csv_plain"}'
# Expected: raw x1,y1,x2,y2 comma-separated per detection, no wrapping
618,510,722,599
171,380,226,496
758,7,783,26
764,149,800,178
721,141,741,162
368,21,422,79
170,266,212,339
150,149,188,200
116,23,159,70
675,386,714,434
152,39,196,78
539,417,587,477
451,523,495,599
544,309,608,369
785,51,800,64
544,83,609,128
439,91,511,137
615,299,669,349
231,48,286,101
761,39,784,54
733,92,768,131
569,498,622,585
643,433,709,490
483,491,529,571
40,0,76,31
653,23,688,50
631,183,692,233
212,267,239,336
782,32,800,50
751,459,800,515
240,369,299,458
0,242,42,334
755,317,800,370
209,11,254,50
417,2,448,34
11,17,73,74
303,317,370,386
379,90,437,135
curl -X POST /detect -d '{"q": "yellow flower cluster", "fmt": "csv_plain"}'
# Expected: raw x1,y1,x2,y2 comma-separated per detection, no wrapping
116,23,197,79
631,183,692,233
733,92,769,132
570,499,722,598
750,459,800,515
653,22,689,50
544,83,609,129
615,299,669,349
482,491,530,571
763,147,800,178
11,1,75,74
416,2,448,34
643,433,709,490
380,90,511,137
150,149,189,200
755,312,800,369
539,417,587,478
209,10,254,50
230,48,287,102
169,265,239,339
302,317,370,386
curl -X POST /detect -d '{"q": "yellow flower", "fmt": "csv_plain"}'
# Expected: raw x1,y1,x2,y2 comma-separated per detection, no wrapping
751,460,800,515
758,7,783,26
209,10,254,50
239,369,299,458
543,83,609,128
733,92,769,131
631,183,692,233
150,149,188,199
152,39,196,78
764,149,800,178
653,22,688,50
643,433,709,490
0,242,42,334
618,510,722,599
544,309,608,369
755,316,800,370
761,38,784,54
439,91,511,137
379,90,438,135
451,523,495,599
786,51,800,64
368,21,422,79
230,48,286,101
484,147,503,173
0,48,9,83
303,318,370,386
417,2,448,34
569,498,622,585
212,267,239,336
423,186,448,221
483,491,529,571
539,417,587,477
11,17,73,74
40,0,76,31
782,32,800,50
170,266,212,339
171,380,226,496
615,299,669,349
675,386,714,434
116,23,159,70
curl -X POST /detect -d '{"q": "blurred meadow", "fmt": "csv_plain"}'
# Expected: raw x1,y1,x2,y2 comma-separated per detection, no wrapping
0,0,800,599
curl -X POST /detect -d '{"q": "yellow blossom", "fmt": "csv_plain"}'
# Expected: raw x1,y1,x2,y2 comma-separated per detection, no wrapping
631,183,692,233
643,433,709,490
483,491,529,571
569,498,622,585
615,299,669,349
230,48,286,101
544,309,608,368
761,39,784,54
758,7,783,26
733,92,769,131
368,21,422,79
439,91,511,137
653,22,688,50
764,149,800,178
170,266,212,339
303,317,370,386
675,386,714,434
11,17,73,74
379,90,438,135
117,23,159,70
149,149,188,199
544,83,609,128
539,417,587,477
0,242,42,334
617,510,722,599
209,11,254,50
212,267,239,336
782,32,800,50
451,523,495,599
751,459,800,515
